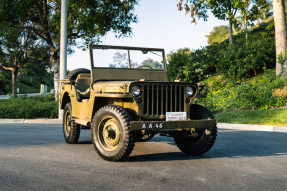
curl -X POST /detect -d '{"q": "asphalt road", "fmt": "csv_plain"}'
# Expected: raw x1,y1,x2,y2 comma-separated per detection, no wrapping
0,124,287,191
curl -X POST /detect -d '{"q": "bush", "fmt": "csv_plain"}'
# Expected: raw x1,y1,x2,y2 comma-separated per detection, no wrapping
216,32,276,81
167,45,222,82
0,94,58,119
194,70,287,112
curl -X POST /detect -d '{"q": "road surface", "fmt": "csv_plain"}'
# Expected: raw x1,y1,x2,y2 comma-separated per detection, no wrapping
0,124,286,190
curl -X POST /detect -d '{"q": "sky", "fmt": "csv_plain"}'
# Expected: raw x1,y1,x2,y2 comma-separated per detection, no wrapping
67,0,228,71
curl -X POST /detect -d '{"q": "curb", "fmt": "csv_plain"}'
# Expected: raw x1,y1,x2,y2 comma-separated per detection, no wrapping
217,123,287,133
0,119,62,124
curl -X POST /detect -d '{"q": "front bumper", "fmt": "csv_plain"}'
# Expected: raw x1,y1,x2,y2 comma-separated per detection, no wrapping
130,119,216,131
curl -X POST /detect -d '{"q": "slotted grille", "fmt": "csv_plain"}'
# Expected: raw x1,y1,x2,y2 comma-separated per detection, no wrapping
143,85,185,116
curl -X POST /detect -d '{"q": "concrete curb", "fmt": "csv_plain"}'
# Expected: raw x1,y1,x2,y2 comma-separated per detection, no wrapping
0,119,286,132
0,119,61,124
0,119,25,123
217,123,287,133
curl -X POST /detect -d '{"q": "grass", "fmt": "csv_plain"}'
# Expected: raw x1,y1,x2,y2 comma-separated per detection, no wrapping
214,108,287,126
1,70,54,95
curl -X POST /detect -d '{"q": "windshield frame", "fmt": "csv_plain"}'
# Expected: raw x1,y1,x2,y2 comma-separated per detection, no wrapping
89,44,167,71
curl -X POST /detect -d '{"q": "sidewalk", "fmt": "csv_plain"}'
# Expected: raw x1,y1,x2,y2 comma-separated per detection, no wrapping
0,119,286,133
0,119,62,124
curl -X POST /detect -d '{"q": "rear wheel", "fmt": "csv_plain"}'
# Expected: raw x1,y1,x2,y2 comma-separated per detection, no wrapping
174,104,217,155
91,105,135,161
63,103,81,144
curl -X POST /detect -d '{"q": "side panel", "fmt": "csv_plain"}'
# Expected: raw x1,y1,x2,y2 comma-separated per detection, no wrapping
61,84,94,123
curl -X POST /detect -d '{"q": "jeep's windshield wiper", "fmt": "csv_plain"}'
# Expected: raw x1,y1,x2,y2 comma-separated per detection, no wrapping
149,51,161,57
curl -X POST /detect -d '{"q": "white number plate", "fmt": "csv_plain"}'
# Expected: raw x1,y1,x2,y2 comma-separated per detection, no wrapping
166,112,187,121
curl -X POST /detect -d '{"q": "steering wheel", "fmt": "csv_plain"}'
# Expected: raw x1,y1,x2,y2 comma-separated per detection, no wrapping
137,65,153,69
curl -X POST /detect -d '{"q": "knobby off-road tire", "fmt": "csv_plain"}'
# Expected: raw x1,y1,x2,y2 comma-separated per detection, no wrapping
66,68,90,80
63,103,81,144
91,105,135,161
174,104,217,155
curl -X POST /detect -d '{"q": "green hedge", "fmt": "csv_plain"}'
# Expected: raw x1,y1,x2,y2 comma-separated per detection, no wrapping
194,70,287,112
0,94,58,119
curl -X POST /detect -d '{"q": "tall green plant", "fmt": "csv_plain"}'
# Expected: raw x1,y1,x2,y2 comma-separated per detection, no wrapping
277,50,287,77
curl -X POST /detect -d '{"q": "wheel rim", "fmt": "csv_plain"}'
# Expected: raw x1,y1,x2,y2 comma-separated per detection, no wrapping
97,116,121,151
64,110,71,136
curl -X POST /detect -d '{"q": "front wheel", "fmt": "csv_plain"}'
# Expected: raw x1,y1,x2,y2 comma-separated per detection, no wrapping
63,103,81,144
91,105,135,161
174,104,217,155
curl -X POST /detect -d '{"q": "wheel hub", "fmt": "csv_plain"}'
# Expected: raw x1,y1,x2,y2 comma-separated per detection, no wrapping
98,118,121,151
103,129,116,139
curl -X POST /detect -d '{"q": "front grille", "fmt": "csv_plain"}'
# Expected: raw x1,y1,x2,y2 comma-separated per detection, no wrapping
143,85,185,116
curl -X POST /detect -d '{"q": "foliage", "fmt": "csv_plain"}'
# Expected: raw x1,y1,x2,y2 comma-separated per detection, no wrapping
0,0,138,50
206,25,229,45
214,108,287,126
216,32,275,80
194,70,287,112
0,73,6,93
168,20,277,84
276,50,287,77
273,86,287,98
0,23,51,96
0,0,139,96
178,0,268,44
167,43,226,82
0,27,38,67
257,0,273,21
233,0,268,32
0,94,58,119
0,69,54,94
177,0,209,23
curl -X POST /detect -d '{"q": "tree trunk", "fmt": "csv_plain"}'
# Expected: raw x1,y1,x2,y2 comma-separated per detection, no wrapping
273,0,287,77
11,68,19,97
50,54,60,101
229,19,233,44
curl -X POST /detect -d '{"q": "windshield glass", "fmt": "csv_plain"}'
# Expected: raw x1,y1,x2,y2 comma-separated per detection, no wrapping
92,48,164,70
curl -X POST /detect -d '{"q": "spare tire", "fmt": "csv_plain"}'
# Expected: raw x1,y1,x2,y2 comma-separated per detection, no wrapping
66,68,90,80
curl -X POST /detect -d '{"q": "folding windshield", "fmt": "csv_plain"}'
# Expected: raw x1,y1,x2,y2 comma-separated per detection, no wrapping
90,45,166,70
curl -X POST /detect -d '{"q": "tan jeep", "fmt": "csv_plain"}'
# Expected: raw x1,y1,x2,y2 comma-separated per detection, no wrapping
59,44,217,161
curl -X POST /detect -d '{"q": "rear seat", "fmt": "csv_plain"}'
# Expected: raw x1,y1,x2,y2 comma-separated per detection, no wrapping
75,73,91,101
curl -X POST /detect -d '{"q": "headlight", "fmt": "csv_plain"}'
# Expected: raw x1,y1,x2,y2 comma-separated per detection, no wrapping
185,87,195,97
131,86,141,97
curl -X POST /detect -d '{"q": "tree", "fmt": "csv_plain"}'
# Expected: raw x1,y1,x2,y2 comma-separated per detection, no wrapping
258,0,273,22
177,0,267,44
0,0,138,100
273,0,287,77
206,25,229,45
0,26,39,96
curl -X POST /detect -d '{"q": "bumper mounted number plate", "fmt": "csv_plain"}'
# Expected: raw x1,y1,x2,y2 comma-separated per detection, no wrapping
166,112,186,121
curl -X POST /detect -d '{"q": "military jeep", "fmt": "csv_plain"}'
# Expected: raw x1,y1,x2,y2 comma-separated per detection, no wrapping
59,44,217,161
